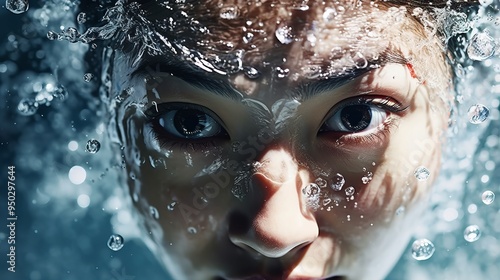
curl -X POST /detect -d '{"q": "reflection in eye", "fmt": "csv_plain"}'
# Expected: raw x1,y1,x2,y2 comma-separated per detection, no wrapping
320,97,403,134
150,103,226,139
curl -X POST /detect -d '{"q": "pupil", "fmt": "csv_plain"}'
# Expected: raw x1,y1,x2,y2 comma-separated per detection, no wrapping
174,109,206,135
340,105,371,131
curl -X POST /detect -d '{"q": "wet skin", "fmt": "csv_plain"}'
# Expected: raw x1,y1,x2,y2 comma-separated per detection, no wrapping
112,1,451,279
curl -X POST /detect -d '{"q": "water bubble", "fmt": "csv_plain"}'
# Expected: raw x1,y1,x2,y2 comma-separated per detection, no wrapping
315,178,327,188
361,173,372,184
46,31,57,40
353,52,368,69
345,186,355,196
274,66,289,78
464,225,481,242
85,139,101,154
17,98,38,116
411,238,435,260
83,73,94,82
77,12,87,24
187,227,197,234
414,166,430,181
63,27,79,43
6,0,29,14
243,66,260,79
275,26,294,44
331,173,345,191
482,190,495,205
219,6,239,20
107,234,124,251
243,32,254,44
322,197,332,206
468,104,490,124
302,183,320,197
467,32,496,61
149,206,159,219
167,201,177,211
323,8,337,21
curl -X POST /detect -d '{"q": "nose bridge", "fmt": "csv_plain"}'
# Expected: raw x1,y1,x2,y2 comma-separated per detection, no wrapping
229,147,319,258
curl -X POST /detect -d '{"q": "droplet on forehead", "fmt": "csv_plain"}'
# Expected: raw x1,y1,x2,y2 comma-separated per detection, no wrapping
411,238,435,260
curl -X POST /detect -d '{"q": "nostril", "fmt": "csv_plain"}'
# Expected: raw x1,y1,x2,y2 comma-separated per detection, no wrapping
228,211,251,236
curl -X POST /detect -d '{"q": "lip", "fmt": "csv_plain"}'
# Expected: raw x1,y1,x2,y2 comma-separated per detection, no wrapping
222,275,346,280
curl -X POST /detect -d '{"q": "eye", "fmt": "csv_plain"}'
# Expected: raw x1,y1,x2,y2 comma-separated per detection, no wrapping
320,100,389,133
155,104,225,139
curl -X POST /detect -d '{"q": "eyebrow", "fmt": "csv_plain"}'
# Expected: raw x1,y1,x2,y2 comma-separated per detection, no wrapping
134,48,408,101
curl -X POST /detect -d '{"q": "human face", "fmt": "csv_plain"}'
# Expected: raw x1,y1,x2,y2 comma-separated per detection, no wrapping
113,1,451,279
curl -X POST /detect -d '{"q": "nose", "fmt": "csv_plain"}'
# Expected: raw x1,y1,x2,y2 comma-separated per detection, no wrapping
229,148,319,258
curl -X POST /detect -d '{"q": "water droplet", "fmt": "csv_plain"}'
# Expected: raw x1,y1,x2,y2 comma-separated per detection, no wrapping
107,234,124,251
149,206,159,219
345,186,355,196
17,98,38,116
463,225,481,242
275,66,290,78
322,8,337,21
6,0,29,14
353,52,368,69
322,197,332,206
63,27,79,43
47,31,57,40
396,206,405,216
411,238,435,260
468,104,490,124
414,166,430,181
243,66,260,79
167,201,177,211
482,190,495,205
85,139,101,154
467,32,496,61
83,73,94,82
302,183,320,197
243,32,254,44
219,5,239,20
77,12,87,24
315,178,327,188
331,173,345,191
275,25,294,44
187,227,197,234
361,175,371,184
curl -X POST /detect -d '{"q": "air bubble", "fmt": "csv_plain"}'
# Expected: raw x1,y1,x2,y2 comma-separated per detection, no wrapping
467,32,496,61
107,234,124,251
411,239,435,260
331,173,345,191
85,139,101,154
322,197,332,206
302,183,320,197
149,206,159,219
315,178,327,188
275,26,293,44
468,104,489,124
243,66,260,79
47,31,57,40
463,225,481,242
6,0,29,14
414,166,430,181
353,52,368,69
219,6,239,20
323,8,337,21
63,27,79,43
17,98,38,116
275,66,289,78
345,186,355,196
83,73,94,82
77,12,87,24
167,201,177,211
187,227,197,234
482,190,495,205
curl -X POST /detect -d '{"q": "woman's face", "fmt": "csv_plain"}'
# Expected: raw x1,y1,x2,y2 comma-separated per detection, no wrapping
114,1,451,279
